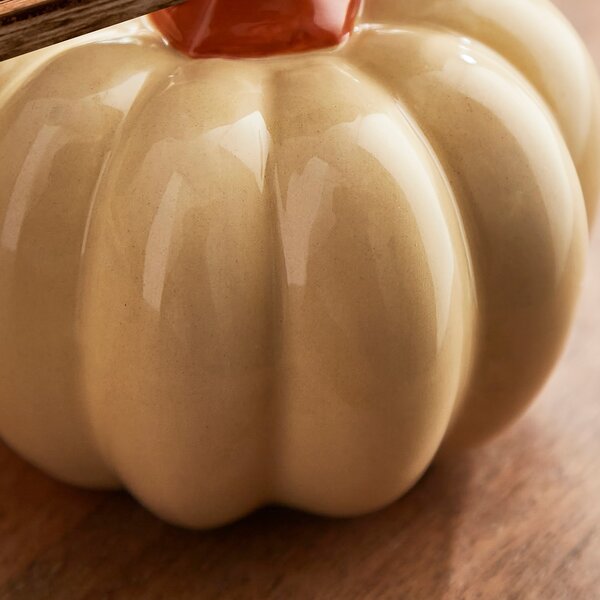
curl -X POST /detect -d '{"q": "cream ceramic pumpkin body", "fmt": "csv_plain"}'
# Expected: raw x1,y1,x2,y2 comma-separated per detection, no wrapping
0,0,598,527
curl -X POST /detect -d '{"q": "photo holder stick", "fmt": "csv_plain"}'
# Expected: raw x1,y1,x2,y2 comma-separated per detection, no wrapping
0,0,185,61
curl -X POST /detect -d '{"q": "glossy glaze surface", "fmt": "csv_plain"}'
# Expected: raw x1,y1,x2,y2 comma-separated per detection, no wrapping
151,0,362,58
0,0,598,528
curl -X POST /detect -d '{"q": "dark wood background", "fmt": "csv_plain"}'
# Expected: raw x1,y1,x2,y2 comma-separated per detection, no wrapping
1,1,599,597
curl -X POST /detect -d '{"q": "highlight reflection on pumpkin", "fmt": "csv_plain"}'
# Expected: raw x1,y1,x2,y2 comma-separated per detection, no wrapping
0,0,598,528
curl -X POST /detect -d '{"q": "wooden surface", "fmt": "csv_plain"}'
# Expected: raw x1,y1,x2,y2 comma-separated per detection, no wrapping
0,1,599,598
0,0,184,61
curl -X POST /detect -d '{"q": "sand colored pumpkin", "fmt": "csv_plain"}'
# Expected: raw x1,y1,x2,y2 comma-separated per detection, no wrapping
0,0,598,528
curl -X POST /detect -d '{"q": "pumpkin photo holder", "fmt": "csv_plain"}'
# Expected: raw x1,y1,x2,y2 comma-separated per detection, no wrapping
0,0,598,528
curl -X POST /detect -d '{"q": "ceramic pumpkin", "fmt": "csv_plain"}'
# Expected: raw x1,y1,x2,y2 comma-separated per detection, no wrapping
0,0,598,528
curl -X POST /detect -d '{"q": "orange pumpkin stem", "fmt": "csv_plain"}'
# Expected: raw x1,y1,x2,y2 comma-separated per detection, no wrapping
151,0,361,58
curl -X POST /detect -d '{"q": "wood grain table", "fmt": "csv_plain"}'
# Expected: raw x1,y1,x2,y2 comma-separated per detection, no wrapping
1,1,599,598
